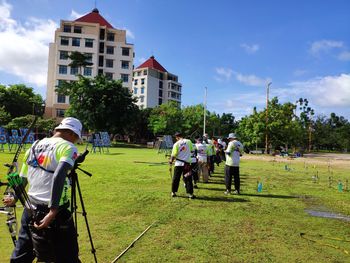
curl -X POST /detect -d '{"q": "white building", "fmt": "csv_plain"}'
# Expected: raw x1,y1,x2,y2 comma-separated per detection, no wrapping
132,56,182,109
45,8,134,119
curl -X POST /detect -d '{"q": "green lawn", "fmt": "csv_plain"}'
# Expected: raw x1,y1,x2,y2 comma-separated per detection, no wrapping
1,146,350,262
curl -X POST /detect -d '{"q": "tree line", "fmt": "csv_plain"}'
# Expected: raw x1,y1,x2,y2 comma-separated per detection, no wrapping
1,76,349,152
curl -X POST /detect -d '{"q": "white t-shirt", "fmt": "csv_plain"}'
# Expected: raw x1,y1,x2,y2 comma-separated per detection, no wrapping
20,137,78,206
225,140,244,167
195,142,208,162
171,138,193,166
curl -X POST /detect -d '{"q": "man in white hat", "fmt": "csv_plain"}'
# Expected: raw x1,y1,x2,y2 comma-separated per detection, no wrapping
224,133,244,195
3,117,82,262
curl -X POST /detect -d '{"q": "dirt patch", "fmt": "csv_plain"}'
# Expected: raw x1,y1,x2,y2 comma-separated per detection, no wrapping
242,153,350,168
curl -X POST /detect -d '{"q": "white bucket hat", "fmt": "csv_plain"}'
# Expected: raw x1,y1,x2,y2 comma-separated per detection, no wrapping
228,133,237,139
55,117,82,139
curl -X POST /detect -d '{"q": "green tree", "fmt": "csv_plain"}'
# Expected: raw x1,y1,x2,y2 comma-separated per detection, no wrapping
0,106,11,126
182,104,204,137
56,75,138,134
0,84,44,118
148,102,182,135
68,51,93,75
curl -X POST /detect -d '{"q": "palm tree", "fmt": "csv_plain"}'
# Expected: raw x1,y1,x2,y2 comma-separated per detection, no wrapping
68,51,93,75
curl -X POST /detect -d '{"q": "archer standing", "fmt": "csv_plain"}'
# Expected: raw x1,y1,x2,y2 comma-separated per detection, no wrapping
169,132,196,199
224,133,244,195
3,117,82,263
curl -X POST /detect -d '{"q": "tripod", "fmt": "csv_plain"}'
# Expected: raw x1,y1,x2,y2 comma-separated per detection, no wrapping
68,150,98,263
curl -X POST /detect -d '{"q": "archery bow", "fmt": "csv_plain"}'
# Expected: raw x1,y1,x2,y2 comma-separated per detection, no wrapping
3,115,38,246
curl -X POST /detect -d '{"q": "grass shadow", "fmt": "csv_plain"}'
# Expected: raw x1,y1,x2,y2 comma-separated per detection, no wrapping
239,193,298,199
177,195,249,203
134,161,168,166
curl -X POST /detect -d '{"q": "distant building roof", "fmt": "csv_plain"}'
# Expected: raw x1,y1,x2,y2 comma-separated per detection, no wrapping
75,8,114,29
136,56,167,72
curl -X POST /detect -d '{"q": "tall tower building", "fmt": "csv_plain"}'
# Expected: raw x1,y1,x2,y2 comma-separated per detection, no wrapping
45,8,134,119
132,56,182,109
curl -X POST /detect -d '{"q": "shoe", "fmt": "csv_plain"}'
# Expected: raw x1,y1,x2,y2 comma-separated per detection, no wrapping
189,195,196,199
171,192,177,197
194,184,198,189
224,190,231,195
233,190,240,195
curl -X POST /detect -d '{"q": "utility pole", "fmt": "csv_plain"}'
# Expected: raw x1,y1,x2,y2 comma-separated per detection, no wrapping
265,82,272,154
203,87,207,136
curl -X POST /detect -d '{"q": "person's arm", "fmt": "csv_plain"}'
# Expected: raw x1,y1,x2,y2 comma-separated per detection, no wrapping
35,161,72,230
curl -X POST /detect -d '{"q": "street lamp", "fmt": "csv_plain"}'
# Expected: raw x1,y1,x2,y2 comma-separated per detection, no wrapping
265,82,272,154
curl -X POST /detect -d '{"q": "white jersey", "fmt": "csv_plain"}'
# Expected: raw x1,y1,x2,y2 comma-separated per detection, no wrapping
225,140,244,167
20,137,78,206
195,142,208,162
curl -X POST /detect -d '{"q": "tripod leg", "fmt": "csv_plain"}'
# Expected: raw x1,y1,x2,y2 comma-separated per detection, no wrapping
75,176,98,263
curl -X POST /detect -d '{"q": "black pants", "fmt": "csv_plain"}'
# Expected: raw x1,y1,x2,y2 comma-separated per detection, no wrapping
172,165,194,195
224,165,240,192
11,206,80,263
209,156,215,173
191,163,198,183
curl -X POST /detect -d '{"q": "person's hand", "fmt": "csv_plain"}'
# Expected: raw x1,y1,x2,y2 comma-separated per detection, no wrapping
34,208,58,230
2,195,16,207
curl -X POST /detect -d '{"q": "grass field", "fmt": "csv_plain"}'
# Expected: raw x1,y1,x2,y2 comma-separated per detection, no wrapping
1,146,350,262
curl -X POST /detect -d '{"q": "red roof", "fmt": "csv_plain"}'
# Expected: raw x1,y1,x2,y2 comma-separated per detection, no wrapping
136,56,167,72
75,8,114,29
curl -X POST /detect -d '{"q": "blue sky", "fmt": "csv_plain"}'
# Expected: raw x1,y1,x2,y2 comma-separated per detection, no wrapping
0,0,349,120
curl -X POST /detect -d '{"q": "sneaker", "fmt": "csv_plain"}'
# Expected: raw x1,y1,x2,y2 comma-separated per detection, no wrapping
189,195,196,199
233,190,240,195
224,190,231,195
171,192,177,197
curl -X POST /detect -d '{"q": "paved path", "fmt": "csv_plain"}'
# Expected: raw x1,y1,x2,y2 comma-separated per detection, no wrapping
304,153,350,160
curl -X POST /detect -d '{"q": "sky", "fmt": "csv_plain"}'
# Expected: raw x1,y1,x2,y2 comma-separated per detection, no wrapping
0,0,349,120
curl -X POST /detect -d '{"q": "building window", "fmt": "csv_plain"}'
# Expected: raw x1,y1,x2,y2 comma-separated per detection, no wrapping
57,94,66,103
159,81,163,89
72,38,80,47
105,72,113,79
106,59,113,68
137,71,141,76
99,42,104,53
140,96,144,103
134,79,138,85
98,69,103,75
70,66,79,75
56,109,65,118
141,78,145,85
85,38,93,48
85,53,93,63
106,46,114,55
158,98,162,105
57,79,65,87
60,37,69,46
121,61,129,69
121,74,129,83
59,51,68,60
140,105,144,109
58,65,67,74
159,89,163,97
63,24,71,32
74,26,82,33
107,33,115,41
98,56,104,67
99,29,105,40
159,72,163,79
122,47,130,56
134,88,138,94
143,70,147,75
141,87,144,94
83,67,92,76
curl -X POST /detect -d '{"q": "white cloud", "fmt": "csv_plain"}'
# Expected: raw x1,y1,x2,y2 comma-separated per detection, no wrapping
293,69,307,77
70,10,84,20
234,72,271,87
288,73,350,107
123,27,135,40
0,0,57,90
310,40,343,56
214,67,233,82
240,43,259,54
338,51,350,61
